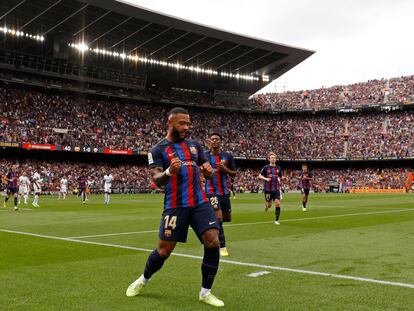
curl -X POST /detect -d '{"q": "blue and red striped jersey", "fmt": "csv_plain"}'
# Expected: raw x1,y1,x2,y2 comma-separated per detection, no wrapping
78,175,88,189
260,165,282,192
205,151,236,196
148,139,209,210
300,171,313,189
7,171,19,189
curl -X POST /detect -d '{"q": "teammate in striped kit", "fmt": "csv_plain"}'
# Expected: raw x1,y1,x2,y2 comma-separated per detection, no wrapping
259,153,283,225
205,133,236,257
300,163,313,211
77,171,88,204
126,107,224,307
3,164,19,210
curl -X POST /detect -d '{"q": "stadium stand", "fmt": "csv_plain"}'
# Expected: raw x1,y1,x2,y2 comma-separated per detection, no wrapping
0,0,413,196
251,76,414,110
1,82,414,160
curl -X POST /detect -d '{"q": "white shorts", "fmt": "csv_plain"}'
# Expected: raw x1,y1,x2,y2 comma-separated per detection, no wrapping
104,185,112,193
60,187,67,194
19,187,28,195
33,185,41,194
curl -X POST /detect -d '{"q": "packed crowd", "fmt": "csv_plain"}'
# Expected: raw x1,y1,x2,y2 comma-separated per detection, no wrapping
2,85,414,159
2,69,414,112
0,159,152,193
252,76,414,110
1,159,409,193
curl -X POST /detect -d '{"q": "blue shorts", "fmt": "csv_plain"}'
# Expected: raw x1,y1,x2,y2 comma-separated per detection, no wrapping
7,188,18,195
159,203,220,243
301,188,310,196
208,194,232,213
264,191,280,202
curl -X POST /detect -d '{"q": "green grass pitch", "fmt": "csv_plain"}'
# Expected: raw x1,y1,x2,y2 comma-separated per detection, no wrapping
1,193,414,310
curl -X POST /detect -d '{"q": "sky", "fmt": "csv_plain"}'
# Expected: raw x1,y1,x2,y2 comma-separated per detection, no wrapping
122,0,414,93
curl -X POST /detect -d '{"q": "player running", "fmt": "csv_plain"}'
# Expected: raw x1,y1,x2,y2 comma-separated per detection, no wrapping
32,169,42,207
258,153,283,225
18,171,30,204
126,107,224,307
103,173,113,204
300,164,313,211
205,133,236,257
59,176,68,200
3,164,19,211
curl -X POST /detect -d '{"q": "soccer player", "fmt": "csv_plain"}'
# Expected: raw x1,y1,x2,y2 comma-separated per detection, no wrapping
300,164,313,211
229,177,236,199
59,176,68,200
77,171,88,204
205,133,236,257
258,152,283,225
3,164,19,210
32,169,42,207
126,107,224,307
18,171,30,204
103,172,113,204
85,177,93,201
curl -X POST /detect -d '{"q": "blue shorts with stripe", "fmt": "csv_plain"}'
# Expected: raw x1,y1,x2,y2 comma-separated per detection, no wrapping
264,191,280,202
159,203,219,243
207,194,232,213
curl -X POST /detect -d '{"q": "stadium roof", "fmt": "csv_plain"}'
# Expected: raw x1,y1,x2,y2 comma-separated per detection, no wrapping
0,0,314,93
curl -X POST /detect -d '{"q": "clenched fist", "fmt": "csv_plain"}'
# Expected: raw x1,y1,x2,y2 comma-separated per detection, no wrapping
200,162,214,177
168,158,182,175
217,159,227,172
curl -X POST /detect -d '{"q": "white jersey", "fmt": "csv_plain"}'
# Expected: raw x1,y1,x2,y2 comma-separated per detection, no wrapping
104,174,113,186
60,178,68,192
32,172,42,193
103,174,113,193
19,176,30,193
19,176,30,188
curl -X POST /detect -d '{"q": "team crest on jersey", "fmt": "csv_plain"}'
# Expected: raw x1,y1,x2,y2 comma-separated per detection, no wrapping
190,146,197,154
164,229,172,237
148,152,154,165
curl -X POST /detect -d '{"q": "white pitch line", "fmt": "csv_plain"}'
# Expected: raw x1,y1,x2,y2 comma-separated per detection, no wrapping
1,228,414,290
247,271,271,278
67,229,159,239
66,208,414,239
225,208,414,227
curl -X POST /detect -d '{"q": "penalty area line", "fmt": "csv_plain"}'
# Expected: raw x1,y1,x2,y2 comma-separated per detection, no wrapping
1,228,414,290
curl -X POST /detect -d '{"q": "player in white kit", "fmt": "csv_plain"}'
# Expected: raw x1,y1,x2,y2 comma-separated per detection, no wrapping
103,173,113,204
59,176,68,200
32,170,42,207
18,172,30,204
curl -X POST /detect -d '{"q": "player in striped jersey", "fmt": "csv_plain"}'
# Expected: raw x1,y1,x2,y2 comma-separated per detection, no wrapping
299,163,313,211
126,107,224,307
3,164,19,210
77,171,88,204
259,153,283,225
205,133,236,257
